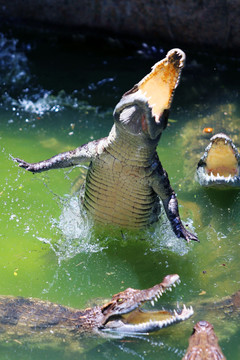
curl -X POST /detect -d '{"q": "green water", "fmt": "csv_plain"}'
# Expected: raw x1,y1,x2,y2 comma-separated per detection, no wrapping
0,33,240,359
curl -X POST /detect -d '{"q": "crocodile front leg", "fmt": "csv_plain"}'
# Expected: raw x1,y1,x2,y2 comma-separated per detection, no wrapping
151,160,199,242
14,138,107,173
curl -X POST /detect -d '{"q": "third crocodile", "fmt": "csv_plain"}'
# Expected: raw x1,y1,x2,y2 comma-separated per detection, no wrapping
14,49,198,242
182,321,226,360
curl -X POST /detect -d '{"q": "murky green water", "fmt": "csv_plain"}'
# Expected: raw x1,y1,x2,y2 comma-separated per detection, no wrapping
0,33,240,359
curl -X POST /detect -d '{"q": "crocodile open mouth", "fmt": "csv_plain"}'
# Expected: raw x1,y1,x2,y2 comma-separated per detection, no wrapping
123,49,185,124
137,49,185,123
115,304,193,334
196,133,240,187
205,139,238,177
101,274,193,335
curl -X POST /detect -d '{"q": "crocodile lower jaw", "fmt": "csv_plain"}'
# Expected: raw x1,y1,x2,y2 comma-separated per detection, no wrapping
196,167,240,188
101,305,193,335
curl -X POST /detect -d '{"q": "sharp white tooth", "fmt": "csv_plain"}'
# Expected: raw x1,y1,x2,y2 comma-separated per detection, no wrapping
154,296,158,301
172,283,176,287
168,287,172,292
174,310,178,316
151,300,155,306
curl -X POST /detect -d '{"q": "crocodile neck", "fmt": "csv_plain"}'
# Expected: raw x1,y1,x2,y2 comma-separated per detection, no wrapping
106,124,159,167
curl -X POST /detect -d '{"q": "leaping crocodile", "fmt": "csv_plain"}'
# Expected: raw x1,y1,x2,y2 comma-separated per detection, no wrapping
14,49,198,242
0,274,193,347
196,133,240,188
182,321,226,360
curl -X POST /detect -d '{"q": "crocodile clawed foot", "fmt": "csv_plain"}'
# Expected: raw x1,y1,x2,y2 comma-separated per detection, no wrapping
14,158,36,173
178,227,199,243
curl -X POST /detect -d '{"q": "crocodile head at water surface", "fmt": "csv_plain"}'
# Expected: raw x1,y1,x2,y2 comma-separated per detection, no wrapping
14,48,198,243
196,133,240,188
0,275,193,344
182,321,226,360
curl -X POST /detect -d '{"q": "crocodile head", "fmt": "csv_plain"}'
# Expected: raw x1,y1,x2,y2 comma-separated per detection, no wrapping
196,133,240,188
183,321,226,360
113,49,185,140
99,274,193,335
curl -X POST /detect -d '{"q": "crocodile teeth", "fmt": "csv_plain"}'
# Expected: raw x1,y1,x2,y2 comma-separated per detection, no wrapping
151,300,155,306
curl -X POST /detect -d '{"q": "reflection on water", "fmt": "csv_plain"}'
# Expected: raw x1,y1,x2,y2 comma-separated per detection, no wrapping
0,32,240,359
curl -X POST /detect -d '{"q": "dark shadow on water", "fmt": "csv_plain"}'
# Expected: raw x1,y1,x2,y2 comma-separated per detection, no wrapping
205,188,239,208
101,234,196,291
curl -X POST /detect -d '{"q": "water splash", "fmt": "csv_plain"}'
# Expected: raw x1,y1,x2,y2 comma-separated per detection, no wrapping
0,33,109,120
0,33,30,89
148,212,191,256
39,194,105,263
43,188,191,262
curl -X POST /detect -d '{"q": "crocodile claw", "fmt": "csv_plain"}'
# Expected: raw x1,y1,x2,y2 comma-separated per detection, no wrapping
14,158,36,173
178,227,199,243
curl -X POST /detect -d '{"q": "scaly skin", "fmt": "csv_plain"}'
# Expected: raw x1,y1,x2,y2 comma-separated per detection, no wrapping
0,275,193,346
14,49,198,242
196,133,240,188
182,321,226,360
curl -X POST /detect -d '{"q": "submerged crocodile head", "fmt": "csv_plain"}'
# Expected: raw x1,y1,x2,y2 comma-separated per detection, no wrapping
196,133,240,188
113,48,185,141
183,321,226,360
98,274,193,335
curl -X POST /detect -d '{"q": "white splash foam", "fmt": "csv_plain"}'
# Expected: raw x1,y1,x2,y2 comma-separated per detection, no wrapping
48,195,106,263
148,212,192,256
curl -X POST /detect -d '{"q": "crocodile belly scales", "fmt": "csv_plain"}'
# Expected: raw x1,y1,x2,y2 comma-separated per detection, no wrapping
83,156,158,229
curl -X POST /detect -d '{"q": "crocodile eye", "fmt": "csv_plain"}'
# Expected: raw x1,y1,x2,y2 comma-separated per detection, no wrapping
117,298,123,303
